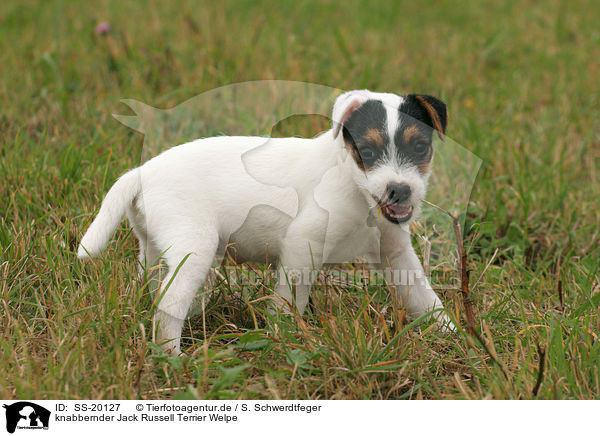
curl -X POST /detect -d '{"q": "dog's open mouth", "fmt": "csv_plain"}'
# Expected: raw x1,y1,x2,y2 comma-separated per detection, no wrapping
375,198,413,224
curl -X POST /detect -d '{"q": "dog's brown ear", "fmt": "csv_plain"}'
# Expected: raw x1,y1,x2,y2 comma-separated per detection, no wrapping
405,94,448,140
332,92,367,138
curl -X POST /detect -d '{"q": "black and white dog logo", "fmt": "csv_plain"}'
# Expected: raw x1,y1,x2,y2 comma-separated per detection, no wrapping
2,402,50,434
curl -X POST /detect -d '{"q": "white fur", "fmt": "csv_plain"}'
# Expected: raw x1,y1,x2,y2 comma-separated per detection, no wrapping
79,90,454,355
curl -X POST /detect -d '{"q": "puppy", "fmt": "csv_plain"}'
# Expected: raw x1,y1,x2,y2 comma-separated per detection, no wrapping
78,89,455,355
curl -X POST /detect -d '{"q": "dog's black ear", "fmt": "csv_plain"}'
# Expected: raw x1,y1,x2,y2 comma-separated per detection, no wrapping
404,94,448,140
332,92,367,138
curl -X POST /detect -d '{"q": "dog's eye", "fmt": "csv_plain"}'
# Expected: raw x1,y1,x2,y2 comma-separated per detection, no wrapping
358,147,376,162
413,141,429,155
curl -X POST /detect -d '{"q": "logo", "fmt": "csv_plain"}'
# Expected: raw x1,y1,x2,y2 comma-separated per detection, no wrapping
2,402,50,434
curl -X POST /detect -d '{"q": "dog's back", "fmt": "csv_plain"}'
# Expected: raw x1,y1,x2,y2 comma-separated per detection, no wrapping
78,133,335,260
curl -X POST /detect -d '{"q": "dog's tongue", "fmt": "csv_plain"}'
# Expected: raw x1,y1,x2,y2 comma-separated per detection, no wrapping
385,203,412,218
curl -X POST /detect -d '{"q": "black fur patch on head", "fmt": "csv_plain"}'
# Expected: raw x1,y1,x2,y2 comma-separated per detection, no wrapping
392,94,447,174
392,115,434,175
400,94,447,137
342,100,390,171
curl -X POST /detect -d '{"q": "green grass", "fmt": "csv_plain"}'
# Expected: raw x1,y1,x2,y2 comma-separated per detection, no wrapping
1,0,599,399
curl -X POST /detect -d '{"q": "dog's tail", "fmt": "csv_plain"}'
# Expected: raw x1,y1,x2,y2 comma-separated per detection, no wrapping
77,169,141,259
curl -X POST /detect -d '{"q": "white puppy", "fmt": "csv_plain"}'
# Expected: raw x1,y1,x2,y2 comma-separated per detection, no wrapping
78,90,455,355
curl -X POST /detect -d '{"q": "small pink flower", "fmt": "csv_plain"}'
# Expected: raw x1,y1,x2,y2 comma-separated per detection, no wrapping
95,22,111,35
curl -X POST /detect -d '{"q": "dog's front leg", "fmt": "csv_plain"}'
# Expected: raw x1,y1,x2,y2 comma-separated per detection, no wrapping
379,228,455,331
274,245,323,315
273,216,326,315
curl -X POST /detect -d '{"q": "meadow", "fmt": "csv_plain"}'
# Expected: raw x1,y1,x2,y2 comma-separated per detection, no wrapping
0,0,598,399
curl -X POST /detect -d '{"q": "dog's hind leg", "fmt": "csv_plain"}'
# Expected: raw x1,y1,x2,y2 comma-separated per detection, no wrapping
136,239,163,295
126,199,162,280
153,229,219,355
137,238,162,279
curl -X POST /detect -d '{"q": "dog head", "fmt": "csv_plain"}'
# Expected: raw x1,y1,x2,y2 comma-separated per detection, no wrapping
332,90,447,224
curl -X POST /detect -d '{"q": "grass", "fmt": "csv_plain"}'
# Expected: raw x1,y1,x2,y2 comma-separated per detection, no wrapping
1,0,599,399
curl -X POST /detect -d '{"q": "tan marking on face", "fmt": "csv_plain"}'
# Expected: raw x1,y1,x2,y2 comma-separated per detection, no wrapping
344,141,365,172
418,161,431,174
364,128,384,147
417,146,434,175
402,125,421,143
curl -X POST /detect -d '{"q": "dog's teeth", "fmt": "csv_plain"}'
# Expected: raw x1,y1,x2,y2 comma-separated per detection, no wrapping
382,204,413,220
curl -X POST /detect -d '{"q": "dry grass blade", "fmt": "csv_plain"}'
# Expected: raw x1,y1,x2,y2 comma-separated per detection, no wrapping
532,344,546,397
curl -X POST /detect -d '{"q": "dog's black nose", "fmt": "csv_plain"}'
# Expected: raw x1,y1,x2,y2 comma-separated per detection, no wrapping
387,183,411,203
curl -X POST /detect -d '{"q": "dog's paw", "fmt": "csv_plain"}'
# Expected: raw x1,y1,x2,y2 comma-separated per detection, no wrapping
158,343,183,356
266,296,294,317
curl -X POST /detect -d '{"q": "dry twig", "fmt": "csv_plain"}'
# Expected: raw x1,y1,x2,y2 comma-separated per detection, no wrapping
532,343,546,396
423,200,508,379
